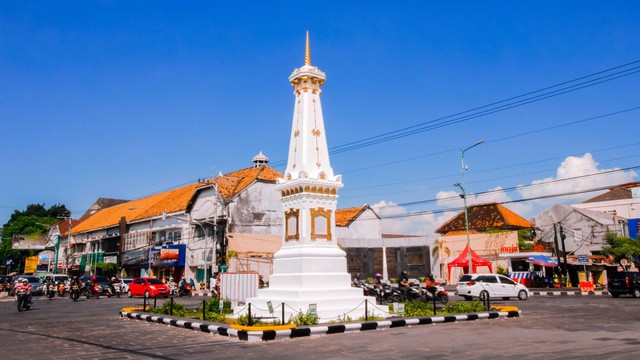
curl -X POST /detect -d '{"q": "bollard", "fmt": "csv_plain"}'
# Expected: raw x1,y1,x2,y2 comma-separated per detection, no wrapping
365,299,368,321
153,295,157,309
202,300,206,321
170,297,174,316
432,291,437,316
282,302,285,325
143,295,147,312
248,303,253,326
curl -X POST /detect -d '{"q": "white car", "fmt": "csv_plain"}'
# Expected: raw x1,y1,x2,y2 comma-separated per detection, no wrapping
456,274,529,301
120,278,133,293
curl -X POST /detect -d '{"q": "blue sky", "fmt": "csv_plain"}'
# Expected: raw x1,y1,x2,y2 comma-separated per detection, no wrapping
1,2,639,235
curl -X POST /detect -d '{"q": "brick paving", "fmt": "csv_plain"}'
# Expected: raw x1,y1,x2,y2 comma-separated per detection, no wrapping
2,294,640,359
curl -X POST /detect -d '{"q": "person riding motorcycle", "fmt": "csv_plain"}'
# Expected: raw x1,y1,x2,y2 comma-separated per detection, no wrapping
424,272,437,296
14,278,32,305
44,276,55,297
398,270,410,301
110,276,120,294
373,273,383,289
167,277,177,295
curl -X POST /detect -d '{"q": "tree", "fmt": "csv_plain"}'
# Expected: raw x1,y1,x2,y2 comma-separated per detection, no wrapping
431,239,451,277
601,233,640,264
1,203,70,273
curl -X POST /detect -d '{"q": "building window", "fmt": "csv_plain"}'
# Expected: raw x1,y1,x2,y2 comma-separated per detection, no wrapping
253,212,265,223
407,251,424,265
285,209,299,241
310,207,332,240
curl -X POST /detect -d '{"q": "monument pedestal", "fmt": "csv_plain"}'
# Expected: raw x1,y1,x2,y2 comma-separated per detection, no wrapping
240,245,387,322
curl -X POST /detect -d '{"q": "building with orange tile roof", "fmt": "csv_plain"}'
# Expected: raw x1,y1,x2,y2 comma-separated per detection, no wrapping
434,203,535,284
68,154,285,284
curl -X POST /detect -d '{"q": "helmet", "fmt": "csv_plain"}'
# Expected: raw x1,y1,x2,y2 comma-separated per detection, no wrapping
169,277,174,281
73,276,78,280
401,270,408,278
112,277,116,281
91,275,96,281
375,273,382,279
22,279,28,285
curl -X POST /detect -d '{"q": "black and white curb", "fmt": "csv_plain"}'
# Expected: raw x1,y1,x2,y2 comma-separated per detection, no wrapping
530,290,609,296
120,310,521,342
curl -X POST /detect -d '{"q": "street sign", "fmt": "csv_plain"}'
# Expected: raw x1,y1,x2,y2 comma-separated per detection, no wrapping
577,255,589,263
267,301,274,315
309,304,317,317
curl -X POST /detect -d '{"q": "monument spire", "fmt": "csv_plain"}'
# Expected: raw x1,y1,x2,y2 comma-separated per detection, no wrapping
238,33,385,322
305,31,311,66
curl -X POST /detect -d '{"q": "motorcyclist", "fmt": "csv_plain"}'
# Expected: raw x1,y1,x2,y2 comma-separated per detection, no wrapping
179,277,189,295
89,275,99,296
373,273,382,287
424,272,437,297
44,276,55,297
167,277,177,295
110,276,120,294
14,278,32,305
398,270,410,301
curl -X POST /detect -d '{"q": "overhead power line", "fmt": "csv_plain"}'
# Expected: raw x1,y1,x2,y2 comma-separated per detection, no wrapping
269,59,640,167
378,182,627,220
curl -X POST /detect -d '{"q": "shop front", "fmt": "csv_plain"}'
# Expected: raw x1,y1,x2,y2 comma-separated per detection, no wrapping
150,244,186,283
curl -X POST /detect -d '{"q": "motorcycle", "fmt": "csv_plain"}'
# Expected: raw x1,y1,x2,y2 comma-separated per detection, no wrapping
168,283,178,296
109,283,121,298
423,281,449,304
178,283,192,297
46,283,56,300
57,282,66,297
16,288,31,311
377,282,402,304
69,283,80,301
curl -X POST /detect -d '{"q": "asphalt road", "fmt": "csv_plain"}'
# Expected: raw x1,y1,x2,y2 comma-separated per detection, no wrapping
1,293,639,359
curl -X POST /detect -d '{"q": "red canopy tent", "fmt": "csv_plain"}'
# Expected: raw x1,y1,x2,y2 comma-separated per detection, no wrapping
447,244,493,282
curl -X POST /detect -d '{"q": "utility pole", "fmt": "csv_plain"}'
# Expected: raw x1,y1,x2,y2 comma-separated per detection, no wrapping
553,223,562,276
559,224,568,281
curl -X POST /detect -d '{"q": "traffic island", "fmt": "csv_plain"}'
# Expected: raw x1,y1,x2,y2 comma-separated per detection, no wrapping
119,309,522,342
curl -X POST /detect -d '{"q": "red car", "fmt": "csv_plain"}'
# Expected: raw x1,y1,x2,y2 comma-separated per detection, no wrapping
127,277,170,298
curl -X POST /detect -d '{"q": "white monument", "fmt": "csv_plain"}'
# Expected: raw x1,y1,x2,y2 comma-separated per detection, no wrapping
240,33,386,322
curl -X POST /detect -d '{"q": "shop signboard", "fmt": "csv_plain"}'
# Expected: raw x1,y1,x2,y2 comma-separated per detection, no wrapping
151,244,186,268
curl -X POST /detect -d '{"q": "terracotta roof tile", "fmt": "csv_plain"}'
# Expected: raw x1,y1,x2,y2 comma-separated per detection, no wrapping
217,165,283,200
581,182,638,203
335,205,368,227
435,202,533,235
72,165,283,234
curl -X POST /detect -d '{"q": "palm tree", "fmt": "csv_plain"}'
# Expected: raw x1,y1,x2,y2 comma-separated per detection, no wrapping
431,239,451,278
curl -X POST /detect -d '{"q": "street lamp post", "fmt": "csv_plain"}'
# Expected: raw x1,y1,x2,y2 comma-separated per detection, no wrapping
454,140,484,274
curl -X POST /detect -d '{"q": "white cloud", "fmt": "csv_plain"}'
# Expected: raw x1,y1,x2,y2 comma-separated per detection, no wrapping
371,200,439,236
518,153,636,208
369,153,636,237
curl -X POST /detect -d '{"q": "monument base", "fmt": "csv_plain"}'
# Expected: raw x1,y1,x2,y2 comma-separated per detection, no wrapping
234,244,389,322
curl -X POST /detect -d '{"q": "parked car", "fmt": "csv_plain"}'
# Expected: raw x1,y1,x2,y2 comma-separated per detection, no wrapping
456,273,529,301
127,277,170,298
120,278,133,293
608,272,640,298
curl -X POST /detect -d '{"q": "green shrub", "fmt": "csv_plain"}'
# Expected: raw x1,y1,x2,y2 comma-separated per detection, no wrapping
496,265,509,277
290,311,318,326
443,300,485,314
205,297,233,314
403,300,435,317
149,300,187,317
